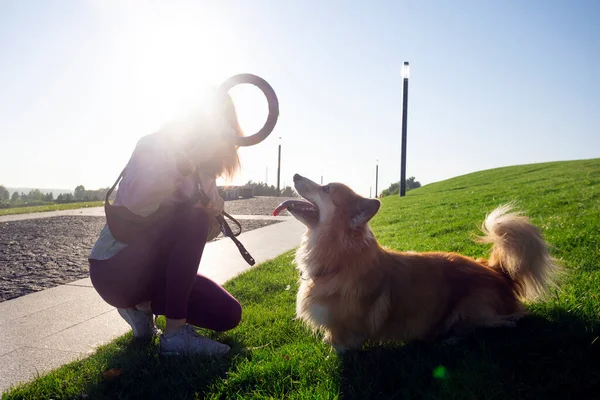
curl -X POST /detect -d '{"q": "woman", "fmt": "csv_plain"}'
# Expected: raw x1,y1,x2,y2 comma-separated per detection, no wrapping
88,92,244,356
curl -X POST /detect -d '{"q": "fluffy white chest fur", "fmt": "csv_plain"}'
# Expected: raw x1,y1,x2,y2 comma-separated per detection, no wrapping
309,303,330,326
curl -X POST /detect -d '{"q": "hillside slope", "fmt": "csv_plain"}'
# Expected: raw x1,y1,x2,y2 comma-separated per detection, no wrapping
373,157,599,319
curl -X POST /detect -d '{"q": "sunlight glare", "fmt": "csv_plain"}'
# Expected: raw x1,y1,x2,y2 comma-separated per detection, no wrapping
116,3,241,133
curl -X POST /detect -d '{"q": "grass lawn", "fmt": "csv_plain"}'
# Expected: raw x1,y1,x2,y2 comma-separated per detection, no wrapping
0,201,104,216
3,158,600,399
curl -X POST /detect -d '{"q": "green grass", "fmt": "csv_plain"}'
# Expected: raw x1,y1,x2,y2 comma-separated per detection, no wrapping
0,201,104,216
3,158,600,399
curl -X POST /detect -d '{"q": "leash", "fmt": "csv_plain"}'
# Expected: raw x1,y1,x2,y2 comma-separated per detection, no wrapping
191,189,256,266
217,212,255,266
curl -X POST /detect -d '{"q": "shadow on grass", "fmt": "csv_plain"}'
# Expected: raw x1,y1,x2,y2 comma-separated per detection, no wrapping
77,333,248,400
338,310,600,400
3,330,251,400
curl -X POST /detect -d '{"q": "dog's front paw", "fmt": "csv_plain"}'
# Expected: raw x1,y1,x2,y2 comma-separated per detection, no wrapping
323,334,349,354
333,343,348,354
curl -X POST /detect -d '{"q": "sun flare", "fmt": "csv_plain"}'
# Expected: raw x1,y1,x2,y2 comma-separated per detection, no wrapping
100,2,273,188
115,3,247,132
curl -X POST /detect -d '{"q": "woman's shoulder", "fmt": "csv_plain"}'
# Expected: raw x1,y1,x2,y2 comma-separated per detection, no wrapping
131,130,179,158
135,131,165,149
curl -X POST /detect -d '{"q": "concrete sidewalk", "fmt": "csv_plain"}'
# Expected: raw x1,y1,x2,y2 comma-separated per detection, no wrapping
0,218,306,394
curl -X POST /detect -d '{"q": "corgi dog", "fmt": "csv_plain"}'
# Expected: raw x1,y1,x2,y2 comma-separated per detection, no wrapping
273,174,559,352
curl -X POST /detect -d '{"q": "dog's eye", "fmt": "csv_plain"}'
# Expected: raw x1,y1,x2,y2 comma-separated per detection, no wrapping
322,185,330,194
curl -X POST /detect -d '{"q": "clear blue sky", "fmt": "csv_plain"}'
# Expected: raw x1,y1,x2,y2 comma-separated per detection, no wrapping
1,0,599,197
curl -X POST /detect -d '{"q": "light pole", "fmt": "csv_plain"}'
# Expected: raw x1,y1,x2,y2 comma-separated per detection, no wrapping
400,61,410,197
276,137,281,196
375,159,379,198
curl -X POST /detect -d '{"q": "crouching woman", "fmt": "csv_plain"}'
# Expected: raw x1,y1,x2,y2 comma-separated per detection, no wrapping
88,95,244,357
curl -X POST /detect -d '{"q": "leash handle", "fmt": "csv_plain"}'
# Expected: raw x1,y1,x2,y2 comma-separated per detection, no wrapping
216,214,255,266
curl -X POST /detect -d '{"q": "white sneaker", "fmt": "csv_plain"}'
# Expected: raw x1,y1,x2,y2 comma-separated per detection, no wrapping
117,308,160,339
160,324,231,356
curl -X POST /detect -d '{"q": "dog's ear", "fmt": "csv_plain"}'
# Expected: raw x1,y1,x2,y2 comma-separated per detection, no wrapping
350,198,381,228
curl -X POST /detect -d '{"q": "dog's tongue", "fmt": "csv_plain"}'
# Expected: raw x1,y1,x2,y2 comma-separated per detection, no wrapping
272,200,313,216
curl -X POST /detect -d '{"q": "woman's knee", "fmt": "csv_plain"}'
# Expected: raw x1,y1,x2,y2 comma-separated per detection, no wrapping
228,298,243,329
89,261,134,309
215,298,242,332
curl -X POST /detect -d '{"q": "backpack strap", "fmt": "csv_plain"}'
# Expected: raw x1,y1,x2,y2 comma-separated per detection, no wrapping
105,169,125,204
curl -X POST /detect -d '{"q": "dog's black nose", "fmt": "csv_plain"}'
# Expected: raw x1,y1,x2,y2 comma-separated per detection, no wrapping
293,174,302,182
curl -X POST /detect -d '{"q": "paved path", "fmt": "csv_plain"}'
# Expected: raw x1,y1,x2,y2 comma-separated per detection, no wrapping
0,207,290,223
0,217,306,394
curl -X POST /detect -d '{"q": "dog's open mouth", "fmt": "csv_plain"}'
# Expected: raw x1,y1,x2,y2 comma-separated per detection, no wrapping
273,200,319,222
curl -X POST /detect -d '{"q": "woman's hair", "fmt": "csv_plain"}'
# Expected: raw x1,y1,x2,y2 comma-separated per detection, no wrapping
189,93,243,181
215,94,243,180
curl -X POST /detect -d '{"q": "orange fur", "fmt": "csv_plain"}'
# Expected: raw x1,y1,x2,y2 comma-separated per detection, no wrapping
288,174,559,352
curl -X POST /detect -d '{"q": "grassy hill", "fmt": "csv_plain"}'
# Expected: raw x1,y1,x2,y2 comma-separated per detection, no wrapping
376,158,599,274
5,158,599,400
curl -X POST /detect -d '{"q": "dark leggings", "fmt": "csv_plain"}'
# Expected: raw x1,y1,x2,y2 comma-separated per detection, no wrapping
88,206,241,332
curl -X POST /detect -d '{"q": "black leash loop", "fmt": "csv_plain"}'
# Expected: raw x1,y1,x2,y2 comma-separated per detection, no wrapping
216,213,255,266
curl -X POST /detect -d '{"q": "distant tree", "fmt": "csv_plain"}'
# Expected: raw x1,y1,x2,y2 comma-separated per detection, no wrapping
56,193,75,203
11,191,19,202
380,182,399,197
0,185,8,201
27,189,44,202
406,176,421,190
74,185,86,200
280,186,297,197
380,176,421,197
44,192,54,202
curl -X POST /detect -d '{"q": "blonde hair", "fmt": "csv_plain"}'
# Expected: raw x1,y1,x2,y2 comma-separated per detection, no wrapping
216,94,243,180
187,93,243,181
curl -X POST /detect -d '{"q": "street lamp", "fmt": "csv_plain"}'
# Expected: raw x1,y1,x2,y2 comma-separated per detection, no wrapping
276,137,281,196
375,159,379,198
400,61,410,197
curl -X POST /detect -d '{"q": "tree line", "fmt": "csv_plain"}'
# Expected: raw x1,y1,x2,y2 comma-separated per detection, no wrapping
242,181,296,197
0,181,296,209
0,184,113,209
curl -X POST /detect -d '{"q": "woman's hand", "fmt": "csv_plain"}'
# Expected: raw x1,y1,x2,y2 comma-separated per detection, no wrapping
194,174,224,217
206,217,222,242
205,191,225,216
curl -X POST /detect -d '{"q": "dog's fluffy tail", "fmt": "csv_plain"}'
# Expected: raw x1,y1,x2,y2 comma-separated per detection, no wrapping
477,204,559,300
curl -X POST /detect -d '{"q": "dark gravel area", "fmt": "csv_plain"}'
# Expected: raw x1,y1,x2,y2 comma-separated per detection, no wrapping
224,196,296,216
0,216,105,302
0,200,288,302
